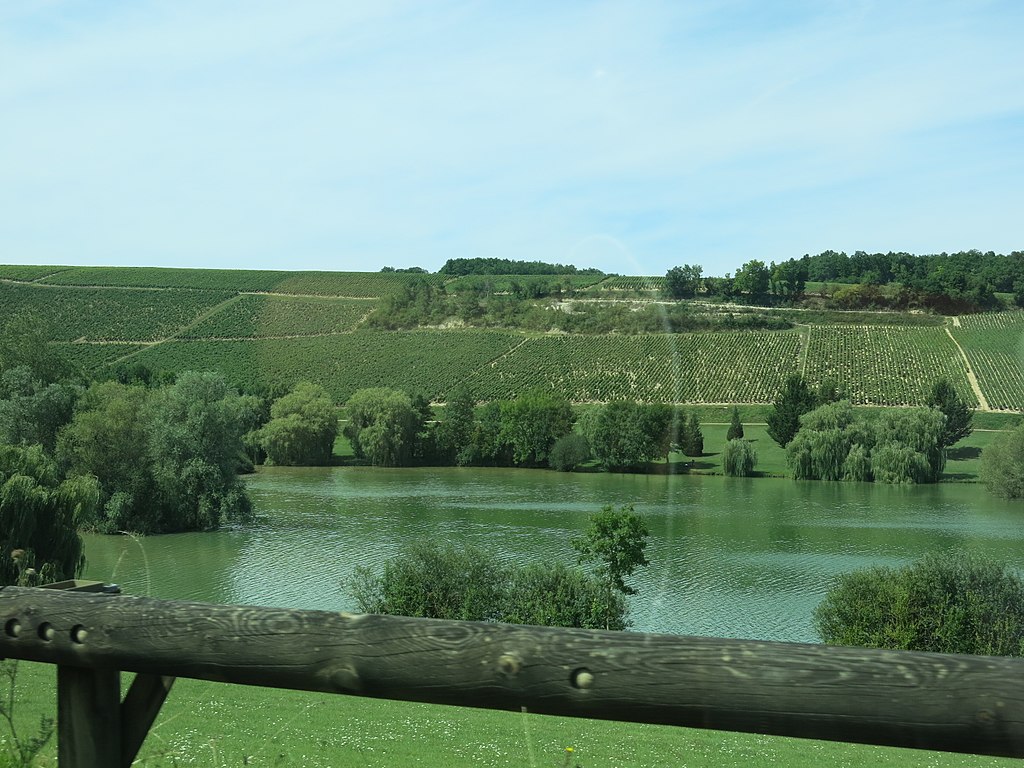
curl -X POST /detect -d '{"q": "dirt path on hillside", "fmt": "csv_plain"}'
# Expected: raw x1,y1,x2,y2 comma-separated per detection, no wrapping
944,326,990,411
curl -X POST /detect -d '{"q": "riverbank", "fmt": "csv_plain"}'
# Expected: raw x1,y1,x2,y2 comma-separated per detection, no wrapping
331,411,1011,484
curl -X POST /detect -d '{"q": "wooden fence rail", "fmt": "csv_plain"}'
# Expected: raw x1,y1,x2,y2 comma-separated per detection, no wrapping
2,585,1023,766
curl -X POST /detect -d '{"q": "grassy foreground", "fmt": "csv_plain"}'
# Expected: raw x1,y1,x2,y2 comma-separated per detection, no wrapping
2,661,1016,767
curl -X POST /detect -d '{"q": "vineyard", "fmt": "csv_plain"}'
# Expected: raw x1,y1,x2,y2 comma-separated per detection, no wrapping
951,313,1024,410
585,276,665,292
463,331,804,403
802,326,977,406
120,331,524,401
0,282,234,341
4,263,1024,409
180,295,374,339
35,266,442,297
0,265,69,281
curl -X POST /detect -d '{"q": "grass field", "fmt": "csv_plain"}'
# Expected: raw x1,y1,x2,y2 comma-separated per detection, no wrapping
2,660,1015,768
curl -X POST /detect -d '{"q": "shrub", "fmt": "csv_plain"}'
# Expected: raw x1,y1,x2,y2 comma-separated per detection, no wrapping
981,424,1024,499
722,439,757,477
814,552,1024,656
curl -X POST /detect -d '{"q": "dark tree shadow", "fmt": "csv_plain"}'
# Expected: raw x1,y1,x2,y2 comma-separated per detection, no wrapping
947,446,982,461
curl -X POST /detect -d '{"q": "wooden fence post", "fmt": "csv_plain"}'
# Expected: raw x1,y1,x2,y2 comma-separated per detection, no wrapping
57,665,120,768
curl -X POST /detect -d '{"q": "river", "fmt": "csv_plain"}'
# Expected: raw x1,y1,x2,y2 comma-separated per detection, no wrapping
81,467,1023,644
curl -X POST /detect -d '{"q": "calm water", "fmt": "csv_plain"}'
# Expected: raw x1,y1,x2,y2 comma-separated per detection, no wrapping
82,468,1023,643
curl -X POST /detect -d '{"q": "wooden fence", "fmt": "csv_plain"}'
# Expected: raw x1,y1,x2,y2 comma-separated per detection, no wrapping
1,584,1023,766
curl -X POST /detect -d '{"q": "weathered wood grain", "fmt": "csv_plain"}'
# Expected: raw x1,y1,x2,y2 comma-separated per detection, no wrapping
121,674,175,767
57,666,120,768
3,586,1023,757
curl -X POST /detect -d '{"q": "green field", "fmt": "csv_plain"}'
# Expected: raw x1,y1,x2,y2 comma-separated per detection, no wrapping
2,660,1013,768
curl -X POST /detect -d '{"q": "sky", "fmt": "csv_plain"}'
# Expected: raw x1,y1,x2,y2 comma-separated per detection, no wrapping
1,0,1022,277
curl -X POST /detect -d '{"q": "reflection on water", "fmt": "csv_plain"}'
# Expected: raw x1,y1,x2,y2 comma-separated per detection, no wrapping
83,467,1023,643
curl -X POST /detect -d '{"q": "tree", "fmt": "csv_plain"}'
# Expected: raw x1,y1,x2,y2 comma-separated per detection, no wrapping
143,372,253,532
679,411,703,457
981,424,1024,499
815,552,1024,656
259,383,337,466
726,406,744,441
0,445,99,586
571,505,650,597
733,260,770,298
435,386,476,465
663,264,702,300
549,433,591,472
926,378,973,447
766,374,817,447
0,367,79,452
722,439,757,477
591,401,672,471
344,388,419,467
499,389,574,467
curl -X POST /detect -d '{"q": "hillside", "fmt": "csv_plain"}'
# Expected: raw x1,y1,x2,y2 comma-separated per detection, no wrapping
2,264,1022,412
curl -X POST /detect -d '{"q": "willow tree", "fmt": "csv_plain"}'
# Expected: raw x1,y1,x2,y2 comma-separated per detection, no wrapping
0,445,99,586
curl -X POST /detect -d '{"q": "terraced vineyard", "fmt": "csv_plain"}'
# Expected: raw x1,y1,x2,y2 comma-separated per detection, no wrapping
52,342,149,372
181,295,374,338
803,325,976,406
951,313,1024,410
0,282,234,341
465,331,803,402
122,331,523,401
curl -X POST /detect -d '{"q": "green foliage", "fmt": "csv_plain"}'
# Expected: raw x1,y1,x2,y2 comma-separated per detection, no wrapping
926,377,973,447
733,259,770,297
591,401,673,471
571,504,650,596
786,401,945,484
980,424,1024,499
767,374,817,447
502,562,627,630
259,382,337,466
57,374,252,533
350,540,506,621
815,552,1024,656
435,387,477,465
0,445,97,586
722,439,757,477
679,411,704,457
726,406,744,440
0,369,79,452
549,433,591,472
438,257,601,276
0,316,76,385
663,264,702,299
344,388,420,467
498,389,574,467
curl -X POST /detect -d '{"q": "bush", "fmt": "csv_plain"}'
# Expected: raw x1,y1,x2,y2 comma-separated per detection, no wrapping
549,433,591,471
722,439,757,477
349,540,506,622
502,562,626,630
981,424,1024,499
814,552,1024,656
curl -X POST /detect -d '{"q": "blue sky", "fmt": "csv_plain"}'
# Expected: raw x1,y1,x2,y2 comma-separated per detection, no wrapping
2,0,1022,276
